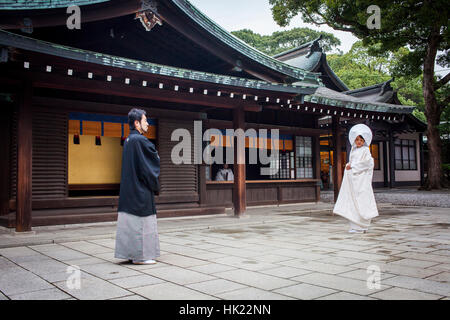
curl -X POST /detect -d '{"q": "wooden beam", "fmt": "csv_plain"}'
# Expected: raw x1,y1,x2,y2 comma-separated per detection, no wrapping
204,119,328,136
32,96,208,120
26,71,262,111
16,82,33,232
332,116,343,202
233,107,246,217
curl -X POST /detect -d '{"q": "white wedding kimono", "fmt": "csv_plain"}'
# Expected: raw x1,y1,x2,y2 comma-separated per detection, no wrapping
333,125,379,230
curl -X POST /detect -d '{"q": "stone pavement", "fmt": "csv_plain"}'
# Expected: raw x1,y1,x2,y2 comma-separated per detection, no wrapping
0,202,449,300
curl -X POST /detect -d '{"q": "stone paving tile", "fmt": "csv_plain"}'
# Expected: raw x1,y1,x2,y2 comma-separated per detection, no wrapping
54,275,131,300
94,251,128,264
274,283,337,300
141,265,217,285
59,241,114,255
279,259,357,275
0,291,8,300
250,254,296,264
259,266,313,279
157,253,210,268
109,274,166,289
0,247,42,258
0,256,19,269
212,256,279,271
331,250,392,262
427,264,450,272
370,287,444,300
0,268,54,296
193,252,229,261
428,250,450,257
382,276,450,296
110,295,146,300
216,287,293,300
317,256,365,266
214,269,296,291
338,269,398,282
291,272,389,296
208,247,268,258
79,262,142,280
425,272,450,283
270,249,328,261
186,279,248,295
124,261,172,271
87,239,116,249
59,257,106,266
28,244,67,252
15,258,70,277
394,252,450,264
9,288,72,300
316,292,377,300
131,282,217,300
188,263,237,275
350,261,442,279
39,249,91,261
38,271,73,283
389,258,441,269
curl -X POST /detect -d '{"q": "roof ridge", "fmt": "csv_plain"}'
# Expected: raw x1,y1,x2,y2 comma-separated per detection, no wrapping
272,35,323,59
170,0,323,85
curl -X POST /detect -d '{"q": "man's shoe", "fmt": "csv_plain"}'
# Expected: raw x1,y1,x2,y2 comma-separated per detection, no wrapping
132,259,157,265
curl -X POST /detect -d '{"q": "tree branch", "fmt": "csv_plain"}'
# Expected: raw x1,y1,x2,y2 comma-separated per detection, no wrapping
434,73,450,90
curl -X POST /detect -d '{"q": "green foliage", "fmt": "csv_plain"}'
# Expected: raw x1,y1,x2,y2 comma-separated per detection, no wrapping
231,27,341,56
328,41,430,124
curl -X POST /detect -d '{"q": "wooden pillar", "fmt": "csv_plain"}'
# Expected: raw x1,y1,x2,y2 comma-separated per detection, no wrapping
419,133,425,186
233,107,246,216
313,135,321,201
332,116,343,202
388,129,396,188
16,83,33,232
198,164,207,207
0,104,11,217
383,140,389,187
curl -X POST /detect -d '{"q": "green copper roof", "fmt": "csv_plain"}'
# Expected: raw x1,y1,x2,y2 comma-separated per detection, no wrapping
0,29,317,95
0,0,109,10
170,0,322,86
305,87,415,114
0,30,414,115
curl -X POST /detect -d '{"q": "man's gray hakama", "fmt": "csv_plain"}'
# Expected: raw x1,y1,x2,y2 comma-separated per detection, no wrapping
114,211,160,261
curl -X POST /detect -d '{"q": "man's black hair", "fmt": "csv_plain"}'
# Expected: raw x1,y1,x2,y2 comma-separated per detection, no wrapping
128,108,146,130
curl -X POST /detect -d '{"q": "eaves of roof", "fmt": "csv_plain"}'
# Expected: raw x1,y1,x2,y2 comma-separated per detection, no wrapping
0,29,317,95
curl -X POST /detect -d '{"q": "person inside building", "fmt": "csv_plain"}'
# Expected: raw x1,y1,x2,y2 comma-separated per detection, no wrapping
114,108,161,265
333,124,379,233
215,164,234,181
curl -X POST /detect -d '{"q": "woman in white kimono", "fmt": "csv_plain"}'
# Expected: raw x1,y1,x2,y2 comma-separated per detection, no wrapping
333,124,379,233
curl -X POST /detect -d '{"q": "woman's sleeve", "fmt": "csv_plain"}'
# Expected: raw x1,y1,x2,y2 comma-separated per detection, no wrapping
351,147,374,174
136,138,161,192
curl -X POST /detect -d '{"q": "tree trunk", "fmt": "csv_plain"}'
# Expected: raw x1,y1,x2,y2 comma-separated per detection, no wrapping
422,31,442,190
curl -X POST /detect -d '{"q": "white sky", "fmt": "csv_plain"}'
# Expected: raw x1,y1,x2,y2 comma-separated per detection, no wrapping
188,0,359,54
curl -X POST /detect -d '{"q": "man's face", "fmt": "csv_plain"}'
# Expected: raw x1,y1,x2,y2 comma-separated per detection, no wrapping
135,115,149,134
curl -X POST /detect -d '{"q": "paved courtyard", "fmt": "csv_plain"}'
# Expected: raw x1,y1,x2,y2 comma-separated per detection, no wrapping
0,202,449,300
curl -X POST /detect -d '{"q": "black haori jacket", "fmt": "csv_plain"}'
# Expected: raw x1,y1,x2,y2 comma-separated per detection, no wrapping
118,129,160,217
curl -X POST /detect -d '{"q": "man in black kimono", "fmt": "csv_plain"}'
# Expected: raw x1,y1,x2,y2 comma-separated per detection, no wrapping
114,108,161,265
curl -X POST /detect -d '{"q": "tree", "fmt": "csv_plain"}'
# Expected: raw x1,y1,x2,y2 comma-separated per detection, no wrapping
270,0,449,189
231,27,341,56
